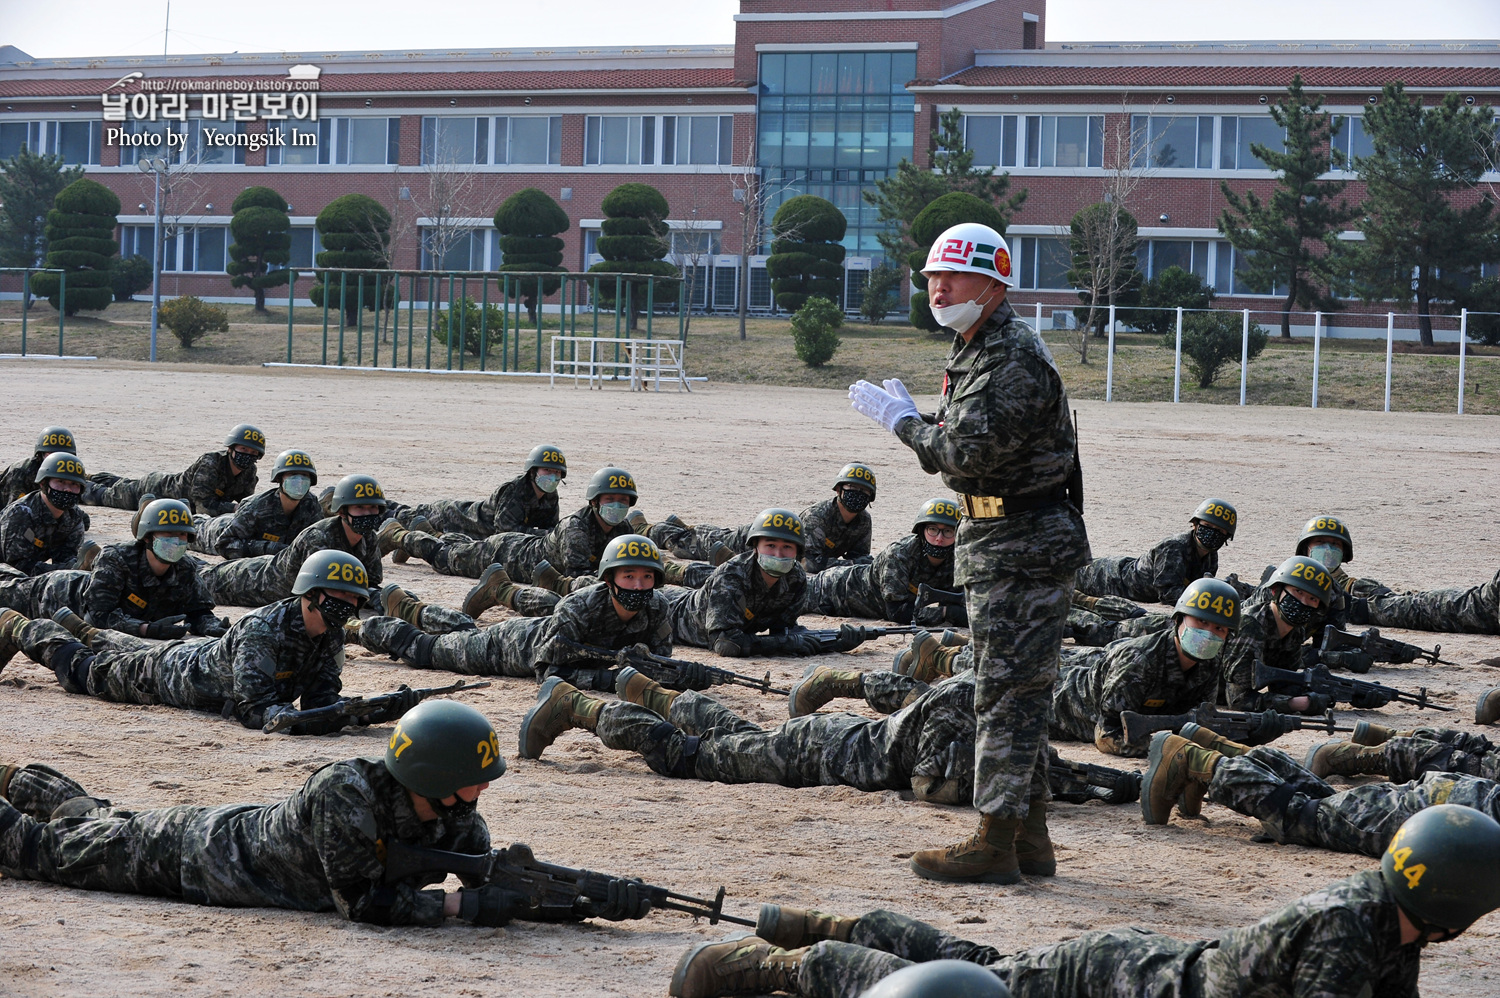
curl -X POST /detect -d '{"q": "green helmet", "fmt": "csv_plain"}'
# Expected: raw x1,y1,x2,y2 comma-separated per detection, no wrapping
34,452,88,486
34,426,77,455
385,699,506,800
1190,498,1237,538
271,449,318,485
585,466,638,504
833,462,878,499
748,507,805,554
1381,804,1500,932
1297,515,1353,563
329,473,387,511
912,496,961,534
598,534,665,586
860,961,1010,998
291,549,371,599
225,423,267,455
1267,555,1335,607
1172,578,1243,631
525,444,568,478
136,498,196,540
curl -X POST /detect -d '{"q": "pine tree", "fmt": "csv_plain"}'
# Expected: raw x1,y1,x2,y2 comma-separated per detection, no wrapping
494,187,568,323
1218,76,1358,337
309,194,391,322
587,183,679,330
0,148,84,276
30,177,118,314
226,186,291,313
767,195,846,314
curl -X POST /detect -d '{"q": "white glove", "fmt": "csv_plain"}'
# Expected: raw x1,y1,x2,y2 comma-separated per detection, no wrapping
882,379,916,407
849,380,920,434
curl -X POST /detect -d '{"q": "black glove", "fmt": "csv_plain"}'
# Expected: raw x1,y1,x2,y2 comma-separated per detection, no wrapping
458,885,528,926
1243,709,1289,746
1348,688,1393,710
829,623,865,652
943,603,969,627
711,636,747,658
144,614,189,640
1302,692,1335,714
578,878,653,921
191,615,229,637
669,660,714,691
913,604,945,627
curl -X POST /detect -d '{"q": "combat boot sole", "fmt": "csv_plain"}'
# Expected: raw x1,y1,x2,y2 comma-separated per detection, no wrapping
1141,731,1178,825
518,677,568,760
668,933,756,998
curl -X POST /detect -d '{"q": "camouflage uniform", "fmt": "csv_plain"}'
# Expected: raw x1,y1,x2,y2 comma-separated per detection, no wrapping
394,473,559,539
399,506,631,582
1379,729,1499,783
1065,609,1172,647
647,519,751,562
792,871,1419,998
1074,531,1215,605
664,551,808,651
2,457,105,511
1050,627,1220,756
13,596,344,731
1365,568,1500,635
0,757,487,925
593,673,977,794
0,566,88,619
355,582,673,686
1206,744,1500,859
191,487,325,560
648,499,871,572
198,516,382,608
0,492,89,575
88,451,258,516
893,303,1090,817
0,542,216,634
801,535,954,624
1217,590,1322,713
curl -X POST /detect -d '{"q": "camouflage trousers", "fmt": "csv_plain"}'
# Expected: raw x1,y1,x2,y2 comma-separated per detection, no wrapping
1382,729,1498,783
197,555,291,607
392,500,488,538
17,617,217,711
1206,745,1500,858
88,471,182,510
1,763,94,819
967,570,1074,816
401,529,543,581
645,520,749,562
188,512,234,555
594,691,906,790
0,569,89,619
356,614,536,679
1047,661,1098,745
801,564,886,620
1065,610,1171,648
1073,556,1150,603
798,913,1198,998
1366,571,1500,634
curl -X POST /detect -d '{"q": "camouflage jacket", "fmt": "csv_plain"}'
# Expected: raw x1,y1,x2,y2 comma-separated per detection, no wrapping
84,541,216,633
538,505,634,578
668,550,807,648
266,516,383,595
872,534,955,616
0,455,42,508
0,491,88,575
895,304,1090,584
178,596,346,729
463,473,560,537
174,757,489,924
798,497,873,572
531,581,675,670
887,672,978,792
1128,531,1217,604
1219,590,1322,712
1054,626,1221,754
166,450,260,515
210,487,326,559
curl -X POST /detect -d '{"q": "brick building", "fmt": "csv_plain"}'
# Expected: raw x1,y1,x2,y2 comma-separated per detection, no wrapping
1,0,1496,333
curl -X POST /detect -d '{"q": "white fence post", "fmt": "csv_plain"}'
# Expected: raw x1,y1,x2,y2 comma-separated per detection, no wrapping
1035,302,1043,332
1384,312,1395,412
1238,309,1250,406
1311,311,1322,409
1105,303,1117,402
1458,308,1468,415
1172,306,1183,403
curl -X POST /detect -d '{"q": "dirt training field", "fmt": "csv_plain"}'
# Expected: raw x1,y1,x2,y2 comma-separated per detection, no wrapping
1,359,1497,998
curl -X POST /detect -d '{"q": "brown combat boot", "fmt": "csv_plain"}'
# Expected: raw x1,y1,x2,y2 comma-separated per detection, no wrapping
709,542,735,567
909,813,1021,884
50,607,102,647
0,609,28,672
380,585,425,626
892,630,961,682
616,666,679,718
668,935,806,998
391,514,432,565
1179,722,1252,758
1351,721,1413,746
77,540,102,573
662,561,689,586
755,905,857,948
1012,797,1056,876
0,761,18,799
1304,740,1388,779
128,494,157,538
626,509,649,533
533,560,572,595
1141,733,1221,825
1476,688,1500,726
787,665,863,718
318,486,335,515
518,678,604,760
376,518,406,558
463,565,519,618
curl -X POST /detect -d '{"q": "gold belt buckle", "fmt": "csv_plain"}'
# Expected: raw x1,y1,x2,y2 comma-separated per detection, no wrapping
962,494,1006,519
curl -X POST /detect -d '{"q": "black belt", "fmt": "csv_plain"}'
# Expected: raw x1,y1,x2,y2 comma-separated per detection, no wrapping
959,487,1070,520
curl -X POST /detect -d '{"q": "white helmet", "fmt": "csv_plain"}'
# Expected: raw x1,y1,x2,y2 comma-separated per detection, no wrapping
922,222,1015,288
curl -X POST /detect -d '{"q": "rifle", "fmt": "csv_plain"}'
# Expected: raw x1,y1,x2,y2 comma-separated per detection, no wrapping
1252,661,1454,712
915,584,964,611
383,840,755,927
261,680,491,734
1312,624,1456,673
1121,702,1354,748
557,637,789,696
1071,591,1149,621
1048,750,1140,805
801,624,922,652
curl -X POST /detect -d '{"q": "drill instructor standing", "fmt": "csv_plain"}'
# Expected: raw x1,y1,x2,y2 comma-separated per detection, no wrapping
849,223,1088,883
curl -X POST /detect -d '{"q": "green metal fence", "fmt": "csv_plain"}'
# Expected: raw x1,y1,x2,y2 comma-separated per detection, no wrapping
0,268,66,356
281,268,687,373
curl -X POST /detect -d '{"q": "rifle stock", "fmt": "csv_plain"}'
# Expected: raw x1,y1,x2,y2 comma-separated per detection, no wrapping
1120,703,1353,747
916,584,965,610
1048,751,1140,805
1252,661,1454,712
1319,625,1456,668
556,637,790,696
261,680,492,734
805,624,921,652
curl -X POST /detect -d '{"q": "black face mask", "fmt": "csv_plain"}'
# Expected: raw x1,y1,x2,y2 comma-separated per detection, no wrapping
1194,523,1227,551
46,486,81,510
1277,589,1320,628
838,489,872,514
426,794,478,820
315,592,359,628
231,450,260,470
920,538,953,560
345,512,383,536
611,583,654,612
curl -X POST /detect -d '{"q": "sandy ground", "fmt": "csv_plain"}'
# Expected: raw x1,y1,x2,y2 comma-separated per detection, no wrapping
1,359,1497,998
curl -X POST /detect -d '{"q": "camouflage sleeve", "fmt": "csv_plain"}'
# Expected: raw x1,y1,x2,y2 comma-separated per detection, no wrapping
875,540,916,609
647,601,675,656
1141,537,1195,604
544,518,599,578
0,503,33,569
85,546,147,632
219,500,279,559
1218,617,1295,713
700,568,753,645
181,561,218,629
299,645,346,713
1091,647,1152,754
849,515,872,560
50,513,86,571
484,479,534,534
182,453,233,515
311,777,448,926
762,574,807,633
1288,907,1387,998
229,616,303,729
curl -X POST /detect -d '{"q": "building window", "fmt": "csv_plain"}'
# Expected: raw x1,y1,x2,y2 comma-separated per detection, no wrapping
122,225,228,272
185,119,246,166
338,117,400,165
419,228,498,271
421,117,489,165
1137,239,1210,281
0,121,40,158
497,116,562,165
1219,116,1285,170
967,114,1101,169
1132,115,1215,170
1330,115,1374,170
265,120,329,165
585,116,654,165
0,120,100,164
1210,241,1287,296
670,229,719,257
1015,236,1073,290
662,115,734,166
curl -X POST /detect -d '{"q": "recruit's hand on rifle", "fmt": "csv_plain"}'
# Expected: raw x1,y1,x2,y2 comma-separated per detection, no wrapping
145,614,189,639
357,685,423,725
576,877,654,921
457,884,530,927
828,623,866,652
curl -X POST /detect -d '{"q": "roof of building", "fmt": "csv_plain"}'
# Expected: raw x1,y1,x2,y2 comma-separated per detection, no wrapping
918,63,1500,90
